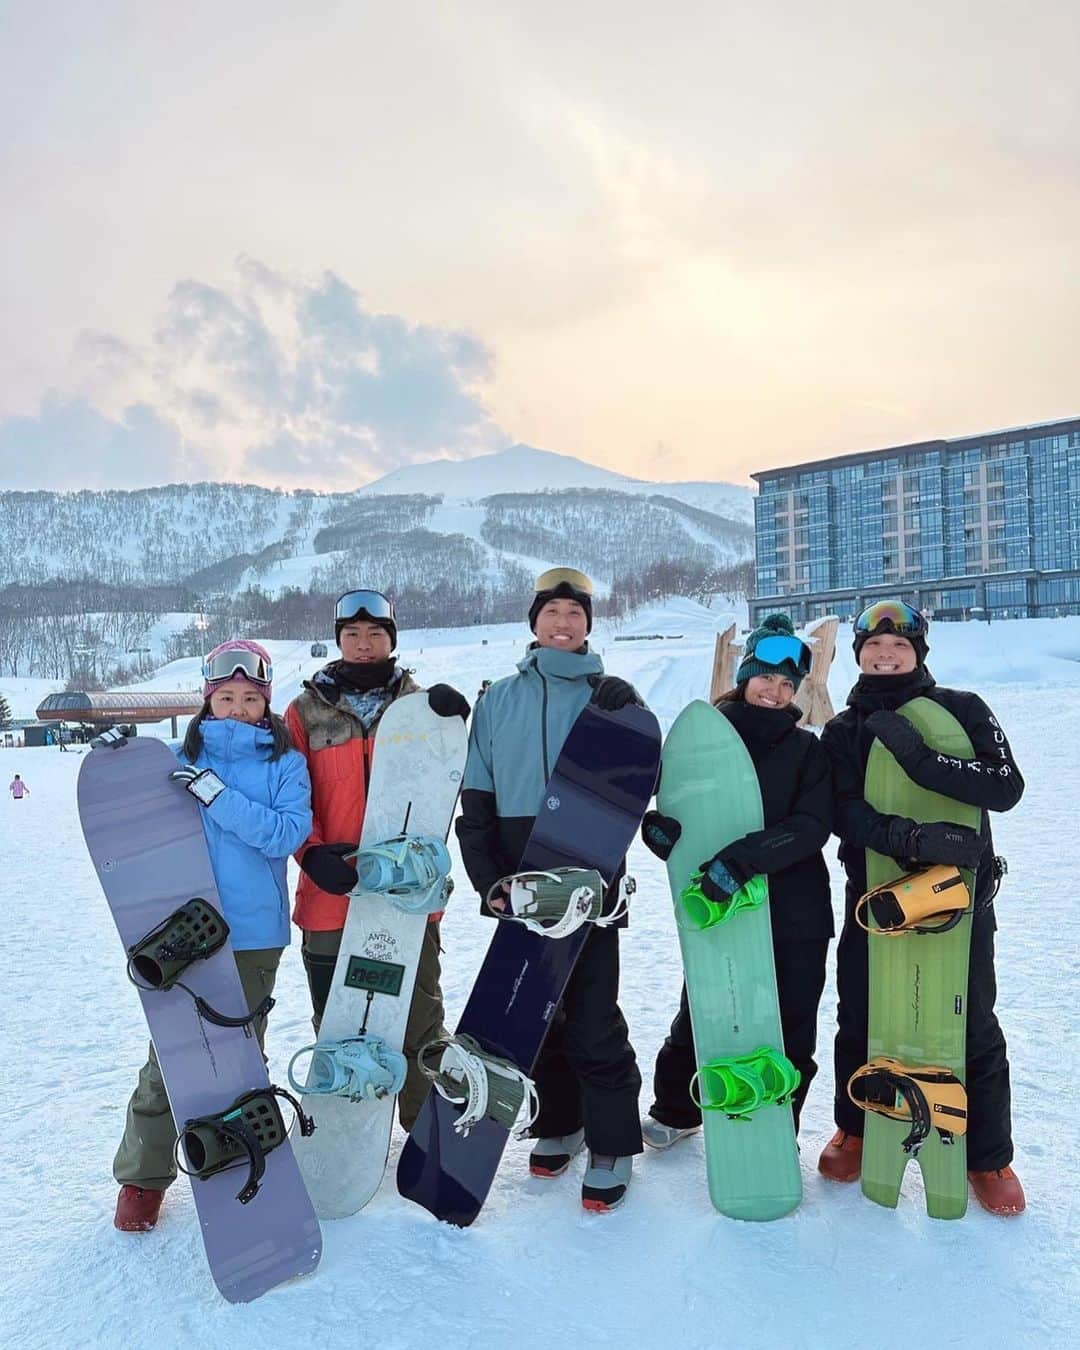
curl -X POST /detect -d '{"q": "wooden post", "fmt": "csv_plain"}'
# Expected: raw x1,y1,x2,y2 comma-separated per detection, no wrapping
708,624,737,703
792,616,837,728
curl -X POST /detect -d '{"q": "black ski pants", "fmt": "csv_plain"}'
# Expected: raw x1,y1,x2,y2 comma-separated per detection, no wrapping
649,939,829,1133
832,898,1013,1171
531,925,643,1156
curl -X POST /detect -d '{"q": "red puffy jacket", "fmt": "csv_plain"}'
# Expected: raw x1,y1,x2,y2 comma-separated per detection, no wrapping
284,669,422,931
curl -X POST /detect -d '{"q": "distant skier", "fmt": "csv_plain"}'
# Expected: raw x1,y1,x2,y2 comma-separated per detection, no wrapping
817,601,1026,1216
113,640,313,1233
455,567,646,1211
8,773,29,799
284,589,469,1132
640,612,834,1146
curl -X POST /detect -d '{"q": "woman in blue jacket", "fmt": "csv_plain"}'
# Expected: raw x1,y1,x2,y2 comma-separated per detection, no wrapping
113,640,313,1233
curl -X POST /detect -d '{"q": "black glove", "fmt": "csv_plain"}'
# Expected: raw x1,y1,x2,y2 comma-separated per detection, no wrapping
427,683,471,720
865,711,928,766
169,764,227,807
590,675,641,711
890,819,984,868
697,853,744,903
641,810,681,860
300,842,359,895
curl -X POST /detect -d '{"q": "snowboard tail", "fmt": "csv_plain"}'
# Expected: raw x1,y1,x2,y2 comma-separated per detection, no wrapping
397,702,661,1226
861,698,981,1219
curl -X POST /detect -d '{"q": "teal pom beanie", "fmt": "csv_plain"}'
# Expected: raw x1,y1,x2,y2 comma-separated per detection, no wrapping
736,612,808,691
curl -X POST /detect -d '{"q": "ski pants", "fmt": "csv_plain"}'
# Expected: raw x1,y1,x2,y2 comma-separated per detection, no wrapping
649,939,829,1133
531,925,644,1157
831,900,1013,1171
113,948,282,1192
300,921,446,1132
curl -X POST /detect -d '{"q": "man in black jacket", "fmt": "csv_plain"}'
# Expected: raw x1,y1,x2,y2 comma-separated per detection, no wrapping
819,600,1025,1215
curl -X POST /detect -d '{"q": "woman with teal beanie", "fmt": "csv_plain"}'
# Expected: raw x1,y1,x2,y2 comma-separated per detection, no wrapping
639,613,835,1147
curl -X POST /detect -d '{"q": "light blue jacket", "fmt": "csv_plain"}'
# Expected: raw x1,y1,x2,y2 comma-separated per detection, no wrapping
179,719,313,950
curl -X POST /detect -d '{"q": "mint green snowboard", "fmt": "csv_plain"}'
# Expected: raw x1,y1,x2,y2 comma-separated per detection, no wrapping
658,700,801,1221
863,697,981,1219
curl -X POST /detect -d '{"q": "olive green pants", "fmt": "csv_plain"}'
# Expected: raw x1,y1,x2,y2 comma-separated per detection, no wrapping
113,948,282,1192
301,921,446,1131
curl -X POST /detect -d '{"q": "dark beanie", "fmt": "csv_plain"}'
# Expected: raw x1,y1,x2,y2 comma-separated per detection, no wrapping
528,568,594,634
736,612,809,691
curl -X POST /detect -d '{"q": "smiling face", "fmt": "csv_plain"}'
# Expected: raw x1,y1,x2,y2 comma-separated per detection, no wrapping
744,673,795,709
339,620,394,663
208,678,268,724
533,598,588,650
858,632,918,675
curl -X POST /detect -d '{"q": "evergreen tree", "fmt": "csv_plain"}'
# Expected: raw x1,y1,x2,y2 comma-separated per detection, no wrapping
0,693,11,728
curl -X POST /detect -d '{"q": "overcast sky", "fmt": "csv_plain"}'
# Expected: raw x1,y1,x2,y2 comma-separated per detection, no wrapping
2,0,1078,491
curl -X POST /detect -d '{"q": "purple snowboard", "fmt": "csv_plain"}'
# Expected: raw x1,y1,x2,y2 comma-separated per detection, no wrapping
79,737,321,1303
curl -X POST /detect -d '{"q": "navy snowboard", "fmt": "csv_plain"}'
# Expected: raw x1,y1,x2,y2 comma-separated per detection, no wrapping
79,737,321,1303
396,702,660,1226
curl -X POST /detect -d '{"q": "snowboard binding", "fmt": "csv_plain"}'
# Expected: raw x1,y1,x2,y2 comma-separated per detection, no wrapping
353,833,453,915
484,869,633,938
418,1034,539,1138
176,1086,315,1204
855,864,970,936
689,1045,800,1121
678,872,767,932
847,1057,968,1155
287,1034,407,1103
125,900,274,1031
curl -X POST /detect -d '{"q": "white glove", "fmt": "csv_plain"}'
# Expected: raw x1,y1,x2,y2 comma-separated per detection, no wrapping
169,764,227,807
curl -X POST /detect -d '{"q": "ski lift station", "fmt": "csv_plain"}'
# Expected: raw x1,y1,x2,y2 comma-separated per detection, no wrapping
36,690,202,738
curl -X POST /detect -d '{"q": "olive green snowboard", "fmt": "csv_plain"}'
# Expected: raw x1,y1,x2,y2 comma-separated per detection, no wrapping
863,697,981,1219
658,700,800,1221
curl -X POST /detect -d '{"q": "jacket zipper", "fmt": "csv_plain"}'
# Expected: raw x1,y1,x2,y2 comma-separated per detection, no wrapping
539,672,550,782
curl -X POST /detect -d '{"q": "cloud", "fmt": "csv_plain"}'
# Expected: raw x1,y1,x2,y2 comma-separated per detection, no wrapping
0,260,506,490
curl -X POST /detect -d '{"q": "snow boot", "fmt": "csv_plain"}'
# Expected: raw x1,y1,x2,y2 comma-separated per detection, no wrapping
817,1129,862,1183
529,1128,586,1178
581,1153,632,1212
969,1166,1026,1216
641,1116,700,1151
114,1185,164,1232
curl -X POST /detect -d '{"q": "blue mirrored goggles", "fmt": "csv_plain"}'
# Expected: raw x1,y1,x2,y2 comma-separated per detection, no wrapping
854,600,926,639
335,589,395,624
752,634,811,675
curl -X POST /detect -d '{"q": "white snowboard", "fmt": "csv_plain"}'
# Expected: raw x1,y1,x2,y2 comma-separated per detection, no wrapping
294,693,466,1218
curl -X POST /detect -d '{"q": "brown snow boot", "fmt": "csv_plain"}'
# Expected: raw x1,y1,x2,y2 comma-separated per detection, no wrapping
817,1129,862,1183
114,1185,164,1232
968,1166,1026,1216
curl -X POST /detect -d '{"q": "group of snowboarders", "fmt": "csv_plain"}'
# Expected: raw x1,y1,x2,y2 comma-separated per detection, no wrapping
112,569,1026,1232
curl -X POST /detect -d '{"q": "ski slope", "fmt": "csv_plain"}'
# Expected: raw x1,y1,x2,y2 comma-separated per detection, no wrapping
2,604,1077,1349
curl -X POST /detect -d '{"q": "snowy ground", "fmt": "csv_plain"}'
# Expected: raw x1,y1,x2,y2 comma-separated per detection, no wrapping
2,605,1078,1348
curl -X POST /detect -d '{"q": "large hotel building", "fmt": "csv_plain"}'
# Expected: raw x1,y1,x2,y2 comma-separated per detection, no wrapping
749,415,1080,624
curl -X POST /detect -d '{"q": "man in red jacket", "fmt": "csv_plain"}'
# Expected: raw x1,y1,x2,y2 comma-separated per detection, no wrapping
284,588,469,1129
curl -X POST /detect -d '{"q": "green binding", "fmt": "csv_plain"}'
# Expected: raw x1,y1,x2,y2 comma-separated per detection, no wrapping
678,873,767,932
690,1046,800,1121
126,898,230,989
176,1086,315,1204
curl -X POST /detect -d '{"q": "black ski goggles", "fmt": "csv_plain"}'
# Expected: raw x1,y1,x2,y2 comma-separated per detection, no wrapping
752,634,811,675
202,649,273,685
854,600,927,640
335,589,396,625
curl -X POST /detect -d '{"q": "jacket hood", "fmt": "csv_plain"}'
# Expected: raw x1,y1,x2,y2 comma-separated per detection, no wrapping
517,644,604,681
199,717,275,758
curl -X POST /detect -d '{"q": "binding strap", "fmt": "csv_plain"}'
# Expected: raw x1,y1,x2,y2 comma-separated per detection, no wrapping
484,869,633,938
678,873,768,933
126,900,273,1031
418,1035,539,1138
176,1086,315,1204
855,865,970,936
287,1034,407,1101
847,1057,968,1155
689,1045,800,1121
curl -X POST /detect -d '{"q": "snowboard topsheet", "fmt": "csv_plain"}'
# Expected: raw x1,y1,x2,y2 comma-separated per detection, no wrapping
657,699,800,1220
396,701,661,1227
863,697,981,1218
294,693,466,1218
78,736,321,1303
